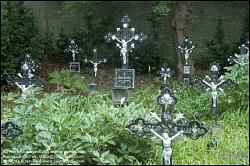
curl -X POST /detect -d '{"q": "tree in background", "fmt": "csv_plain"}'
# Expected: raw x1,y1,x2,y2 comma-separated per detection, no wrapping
171,1,193,81
206,19,231,69
132,2,172,74
150,1,193,81
1,1,44,85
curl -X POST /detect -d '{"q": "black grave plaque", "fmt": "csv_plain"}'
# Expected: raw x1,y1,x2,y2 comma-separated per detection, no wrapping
115,68,135,89
70,62,80,73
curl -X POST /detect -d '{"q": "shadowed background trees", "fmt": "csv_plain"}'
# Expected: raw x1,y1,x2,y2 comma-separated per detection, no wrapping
1,1,249,85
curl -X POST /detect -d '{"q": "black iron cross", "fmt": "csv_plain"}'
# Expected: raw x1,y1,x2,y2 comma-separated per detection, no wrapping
194,62,235,147
104,15,146,69
127,78,208,165
177,36,196,66
1,122,22,140
177,36,196,85
194,62,235,121
65,39,82,62
157,64,174,88
228,41,249,67
84,48,107,84
7,54,43,99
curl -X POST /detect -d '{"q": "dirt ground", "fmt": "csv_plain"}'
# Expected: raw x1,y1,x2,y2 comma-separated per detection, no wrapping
40,59,153,93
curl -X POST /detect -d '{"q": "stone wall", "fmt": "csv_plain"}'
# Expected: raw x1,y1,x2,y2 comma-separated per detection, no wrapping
23,1,249,56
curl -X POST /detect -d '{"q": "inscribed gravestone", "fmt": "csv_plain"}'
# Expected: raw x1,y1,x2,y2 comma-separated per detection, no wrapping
115,68,135,88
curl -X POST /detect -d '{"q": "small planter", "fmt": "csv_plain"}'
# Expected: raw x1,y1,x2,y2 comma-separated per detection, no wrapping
112,87,129,105
88,83,97,92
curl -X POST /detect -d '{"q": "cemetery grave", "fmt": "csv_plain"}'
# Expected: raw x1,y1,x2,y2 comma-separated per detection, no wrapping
1,1,249,165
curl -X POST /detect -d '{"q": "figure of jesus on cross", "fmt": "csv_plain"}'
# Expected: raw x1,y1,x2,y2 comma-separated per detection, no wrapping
105,15,146,69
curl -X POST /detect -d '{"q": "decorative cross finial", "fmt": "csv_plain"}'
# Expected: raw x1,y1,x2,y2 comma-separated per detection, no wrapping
209,62,220,80
157,64,174,87
121,15,130,28
104,15,146,69
65,39,82,62
157,87,177,113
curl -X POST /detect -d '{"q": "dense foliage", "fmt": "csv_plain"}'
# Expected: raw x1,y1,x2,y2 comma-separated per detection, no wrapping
1,90,158,165
206,19,231,68
1,1,44,85
48,69,88,95
131,2,175,74
1,60,249,164
0,2,249,164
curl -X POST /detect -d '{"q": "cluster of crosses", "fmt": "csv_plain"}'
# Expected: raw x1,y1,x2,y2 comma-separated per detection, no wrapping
65,39,107,92
127,64,208,165
2,14,248,165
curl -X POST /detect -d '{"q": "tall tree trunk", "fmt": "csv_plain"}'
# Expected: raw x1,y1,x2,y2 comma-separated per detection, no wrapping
43,1,49,62
171,1,193,81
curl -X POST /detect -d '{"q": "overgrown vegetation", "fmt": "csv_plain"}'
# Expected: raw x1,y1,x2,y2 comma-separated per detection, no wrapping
48,69,88,95
1,1,44,85
1,61,249,165
1,1,249,165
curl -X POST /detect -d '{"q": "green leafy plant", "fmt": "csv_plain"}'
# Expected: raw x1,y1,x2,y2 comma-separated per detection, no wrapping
222,54,249,112
1,76,249,165
1,1,44,85
1,91,158,165
48,69,87,95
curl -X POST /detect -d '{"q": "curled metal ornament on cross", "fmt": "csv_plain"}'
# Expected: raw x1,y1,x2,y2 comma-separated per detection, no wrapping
127,117,208,141
1,122,22,140
157,87,177,110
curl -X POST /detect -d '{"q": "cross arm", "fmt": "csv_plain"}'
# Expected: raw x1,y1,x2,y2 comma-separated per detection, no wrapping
193,79,210,90
176,120,208,140
126,118,162,137
218,79,235,89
